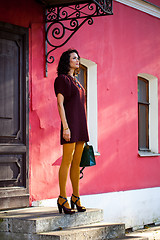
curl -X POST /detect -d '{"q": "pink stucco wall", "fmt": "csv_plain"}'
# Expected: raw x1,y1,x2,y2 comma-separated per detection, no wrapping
1,0,160,204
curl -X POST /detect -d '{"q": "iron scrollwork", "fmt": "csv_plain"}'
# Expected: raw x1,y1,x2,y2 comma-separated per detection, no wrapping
45,0,112,68
92,0,112,13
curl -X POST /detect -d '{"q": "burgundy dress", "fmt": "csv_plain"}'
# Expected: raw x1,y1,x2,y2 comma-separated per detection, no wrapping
54,74,89,145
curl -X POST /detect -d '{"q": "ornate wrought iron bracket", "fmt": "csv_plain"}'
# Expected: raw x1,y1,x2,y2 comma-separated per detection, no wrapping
45,0,112,75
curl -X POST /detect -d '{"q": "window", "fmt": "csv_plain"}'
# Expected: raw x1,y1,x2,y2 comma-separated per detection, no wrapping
138,73,159,156
78,64,87,90
77,64,87,105
79,58,99,155
138,77,149,150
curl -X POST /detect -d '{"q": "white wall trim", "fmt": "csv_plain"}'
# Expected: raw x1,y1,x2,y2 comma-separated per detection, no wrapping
115,0,160,19
32,187,160,229
138,73,159,154
80,58,99,155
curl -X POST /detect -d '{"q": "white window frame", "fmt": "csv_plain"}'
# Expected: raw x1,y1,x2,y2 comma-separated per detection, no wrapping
138,73,160,156
115,0,160,19
80,58,100,155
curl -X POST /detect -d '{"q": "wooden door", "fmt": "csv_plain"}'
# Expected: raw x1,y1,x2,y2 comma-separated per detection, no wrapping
0,22,29,210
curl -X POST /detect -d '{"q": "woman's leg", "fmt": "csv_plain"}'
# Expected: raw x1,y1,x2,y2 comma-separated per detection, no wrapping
70,141,85,205
59,142,75,207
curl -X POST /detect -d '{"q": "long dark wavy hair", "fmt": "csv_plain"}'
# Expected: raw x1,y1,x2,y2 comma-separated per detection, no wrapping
57,49,80,76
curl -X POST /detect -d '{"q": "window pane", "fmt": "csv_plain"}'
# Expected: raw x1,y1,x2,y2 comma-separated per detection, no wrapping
138,79,148,103
78,67,85,88
138,104,149,149
77,64,87,107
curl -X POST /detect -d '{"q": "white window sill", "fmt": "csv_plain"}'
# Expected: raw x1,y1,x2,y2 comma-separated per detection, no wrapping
95,152,100,156
138,151,160,157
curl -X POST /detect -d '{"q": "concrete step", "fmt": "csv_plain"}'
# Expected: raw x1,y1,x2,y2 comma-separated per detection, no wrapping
112,237,148,240
0,207,126,240
0,207,103,234
37,222,125,240
122,224,160,240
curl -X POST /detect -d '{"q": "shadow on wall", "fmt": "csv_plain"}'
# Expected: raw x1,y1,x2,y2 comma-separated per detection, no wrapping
52,156,62,166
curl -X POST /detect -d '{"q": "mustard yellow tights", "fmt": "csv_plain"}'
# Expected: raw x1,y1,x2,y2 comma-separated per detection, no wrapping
58,141,84,208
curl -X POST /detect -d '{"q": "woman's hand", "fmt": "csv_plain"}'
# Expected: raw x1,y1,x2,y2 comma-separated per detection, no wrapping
63,128,71,142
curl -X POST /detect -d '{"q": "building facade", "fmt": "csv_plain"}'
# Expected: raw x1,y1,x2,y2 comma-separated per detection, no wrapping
0,0,160,229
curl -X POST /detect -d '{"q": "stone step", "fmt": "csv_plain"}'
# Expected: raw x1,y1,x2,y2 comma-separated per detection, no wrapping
0,207,103,234
36,222,125,240
117,224,160,240
112,237,148,240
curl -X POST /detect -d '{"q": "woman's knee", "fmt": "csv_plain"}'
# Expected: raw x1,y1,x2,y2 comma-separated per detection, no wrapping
62,143,76,166
73,142,85,158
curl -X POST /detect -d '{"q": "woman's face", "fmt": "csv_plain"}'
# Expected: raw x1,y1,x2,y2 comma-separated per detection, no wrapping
69,52,79,70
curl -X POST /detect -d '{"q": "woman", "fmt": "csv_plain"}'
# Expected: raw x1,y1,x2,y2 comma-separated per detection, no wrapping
54,49,89,214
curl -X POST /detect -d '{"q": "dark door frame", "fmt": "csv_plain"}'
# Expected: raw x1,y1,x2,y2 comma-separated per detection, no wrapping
0,21,29,209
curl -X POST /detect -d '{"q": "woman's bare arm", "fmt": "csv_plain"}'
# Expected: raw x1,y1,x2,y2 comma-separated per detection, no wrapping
57,93,71,142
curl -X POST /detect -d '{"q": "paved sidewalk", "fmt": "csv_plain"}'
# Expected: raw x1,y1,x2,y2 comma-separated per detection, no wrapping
125,224,160,240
